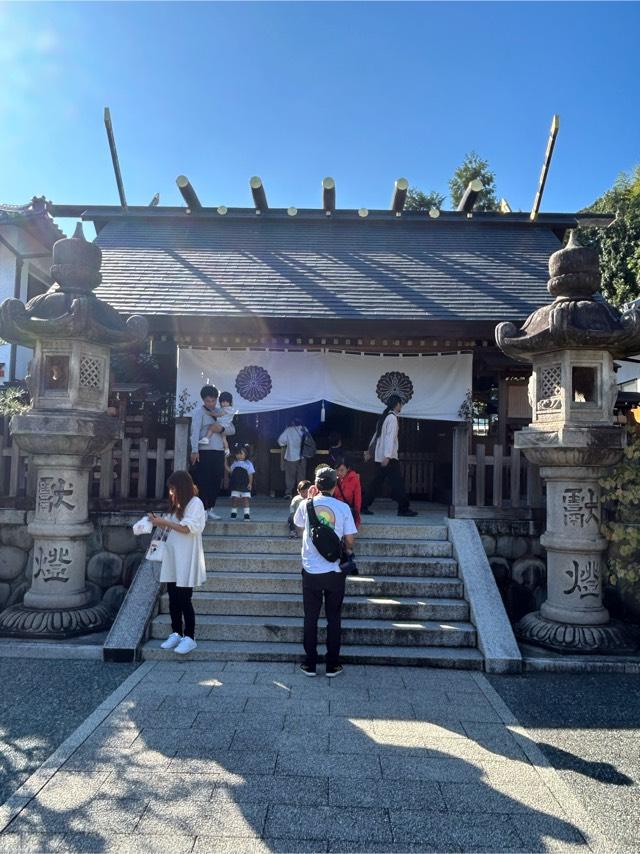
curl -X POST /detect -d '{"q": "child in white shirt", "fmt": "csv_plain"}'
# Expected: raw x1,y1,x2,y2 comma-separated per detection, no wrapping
226,444,255,520
201,391,236,455
288,479,312,538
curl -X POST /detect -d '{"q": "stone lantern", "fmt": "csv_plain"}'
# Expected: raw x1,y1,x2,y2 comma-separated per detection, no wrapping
496,232,640,653
0,224,147,638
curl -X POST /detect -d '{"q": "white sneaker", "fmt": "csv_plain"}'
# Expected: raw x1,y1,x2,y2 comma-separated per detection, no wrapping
207,510,221,520
160,632,182,650
174,636,197,655
199,437,210,445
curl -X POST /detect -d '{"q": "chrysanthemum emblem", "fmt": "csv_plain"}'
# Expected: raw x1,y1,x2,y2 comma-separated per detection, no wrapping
235,365,273,402
376,371,414,405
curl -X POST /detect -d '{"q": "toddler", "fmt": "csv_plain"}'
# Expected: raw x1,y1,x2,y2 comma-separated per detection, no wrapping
226,444,255,520
288,479,312,538
202,391,236,455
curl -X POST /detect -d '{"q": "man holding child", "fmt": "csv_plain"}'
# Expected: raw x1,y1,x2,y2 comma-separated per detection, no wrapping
190,385,236,521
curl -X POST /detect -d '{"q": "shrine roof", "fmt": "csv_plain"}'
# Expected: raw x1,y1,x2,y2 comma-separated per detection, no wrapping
88,211,581,323
0,198,65,250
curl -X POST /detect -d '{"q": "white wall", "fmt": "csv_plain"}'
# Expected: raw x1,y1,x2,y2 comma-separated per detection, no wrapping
0,225,52,385
0,242,16,383
616,358,640,387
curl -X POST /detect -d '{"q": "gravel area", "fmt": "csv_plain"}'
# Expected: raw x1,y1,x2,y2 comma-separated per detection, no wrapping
489,672,640,853
0,659,138,803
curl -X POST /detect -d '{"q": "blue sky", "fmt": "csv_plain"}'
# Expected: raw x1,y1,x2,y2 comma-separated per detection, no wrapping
1,1,639,233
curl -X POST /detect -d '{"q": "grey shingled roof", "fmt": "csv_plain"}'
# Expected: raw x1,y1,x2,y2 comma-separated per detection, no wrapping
94,216,559,321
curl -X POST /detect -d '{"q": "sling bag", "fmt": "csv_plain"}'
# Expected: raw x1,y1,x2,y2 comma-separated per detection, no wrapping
306,498,342,563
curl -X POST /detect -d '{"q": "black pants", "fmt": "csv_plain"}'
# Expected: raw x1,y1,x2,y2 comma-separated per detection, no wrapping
167,582,195,639
194,449,225,509
363,459,410,512
302,570,346,668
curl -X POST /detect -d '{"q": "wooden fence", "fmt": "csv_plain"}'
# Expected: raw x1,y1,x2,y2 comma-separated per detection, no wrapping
452,423,544,516
0,421,191,503
2,419,541,515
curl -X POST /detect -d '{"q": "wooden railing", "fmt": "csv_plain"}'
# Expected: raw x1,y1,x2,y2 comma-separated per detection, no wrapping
0,435,29,499
0,421,191,503
452,423,544,516
400,452,437,499
2,417,539,514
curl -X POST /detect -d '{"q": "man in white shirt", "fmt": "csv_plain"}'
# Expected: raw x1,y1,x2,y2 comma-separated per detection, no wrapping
362,395,417,518
278,417,309,498
293,466,357,677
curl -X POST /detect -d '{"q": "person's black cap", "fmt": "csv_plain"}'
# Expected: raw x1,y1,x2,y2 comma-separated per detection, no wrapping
315,466,337,491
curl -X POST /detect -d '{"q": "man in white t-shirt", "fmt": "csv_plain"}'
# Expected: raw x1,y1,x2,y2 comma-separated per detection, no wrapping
293,466,357,678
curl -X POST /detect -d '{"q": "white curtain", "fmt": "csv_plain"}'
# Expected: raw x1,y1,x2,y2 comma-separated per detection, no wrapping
176,347,472,421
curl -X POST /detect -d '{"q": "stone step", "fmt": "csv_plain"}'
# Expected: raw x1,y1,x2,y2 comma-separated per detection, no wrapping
203,535,452,558
160,591,470,621
150,614,476,647
204,520,448,541
201,571,465,598
142,639,484,669
205,554,459,577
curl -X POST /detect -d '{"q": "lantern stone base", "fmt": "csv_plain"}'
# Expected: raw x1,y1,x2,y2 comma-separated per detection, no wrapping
516,611,639,655
0,601,113,639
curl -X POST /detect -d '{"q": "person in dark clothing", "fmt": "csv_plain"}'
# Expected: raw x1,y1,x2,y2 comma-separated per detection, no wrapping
190,385,236,521
361,395,417,518
327,432,344,468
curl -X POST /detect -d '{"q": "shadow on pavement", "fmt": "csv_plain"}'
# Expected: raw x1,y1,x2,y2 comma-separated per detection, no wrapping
0,663,598,853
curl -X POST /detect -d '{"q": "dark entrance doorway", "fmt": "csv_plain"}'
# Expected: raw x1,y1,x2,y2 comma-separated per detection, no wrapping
230,402,454,502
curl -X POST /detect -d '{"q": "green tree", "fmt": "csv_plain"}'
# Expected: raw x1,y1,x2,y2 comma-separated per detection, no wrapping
578,166,640,306
404,188,446,212
449,151,498,211
0,385,30,418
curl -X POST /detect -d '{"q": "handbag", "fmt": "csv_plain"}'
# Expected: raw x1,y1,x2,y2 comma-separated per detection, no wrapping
145,527,169,562
339,548,359,576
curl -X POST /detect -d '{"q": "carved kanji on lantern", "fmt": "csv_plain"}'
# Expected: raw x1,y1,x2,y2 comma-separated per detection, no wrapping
496,232,640,654
0,223,148,638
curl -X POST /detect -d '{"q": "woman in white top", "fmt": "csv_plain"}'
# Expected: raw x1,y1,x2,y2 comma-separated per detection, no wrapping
148,470,207,655
361,395,417,518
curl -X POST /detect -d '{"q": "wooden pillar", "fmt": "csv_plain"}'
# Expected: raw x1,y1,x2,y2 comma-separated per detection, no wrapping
497,375,508,448
173,417,191,472
451,422,470,510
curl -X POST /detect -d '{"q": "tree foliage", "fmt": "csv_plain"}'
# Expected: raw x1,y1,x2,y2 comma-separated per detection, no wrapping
0,385,30,418
404,188,446,212
578,166,640,307
601,425,640,586
449,151,499,211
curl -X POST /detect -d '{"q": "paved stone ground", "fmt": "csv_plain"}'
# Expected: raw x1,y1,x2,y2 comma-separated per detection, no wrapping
0,661,605,853
490,673,640,853
0,660,137,805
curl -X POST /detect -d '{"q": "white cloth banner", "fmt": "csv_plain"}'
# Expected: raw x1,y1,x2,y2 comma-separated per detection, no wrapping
177,348,472,421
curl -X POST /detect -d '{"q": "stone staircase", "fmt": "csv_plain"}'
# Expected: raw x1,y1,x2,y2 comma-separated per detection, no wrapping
142,508,484,668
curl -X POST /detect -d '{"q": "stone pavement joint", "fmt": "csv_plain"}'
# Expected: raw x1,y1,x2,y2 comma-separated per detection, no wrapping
471,671,611,852
0,662,156,834
0,660,614,853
